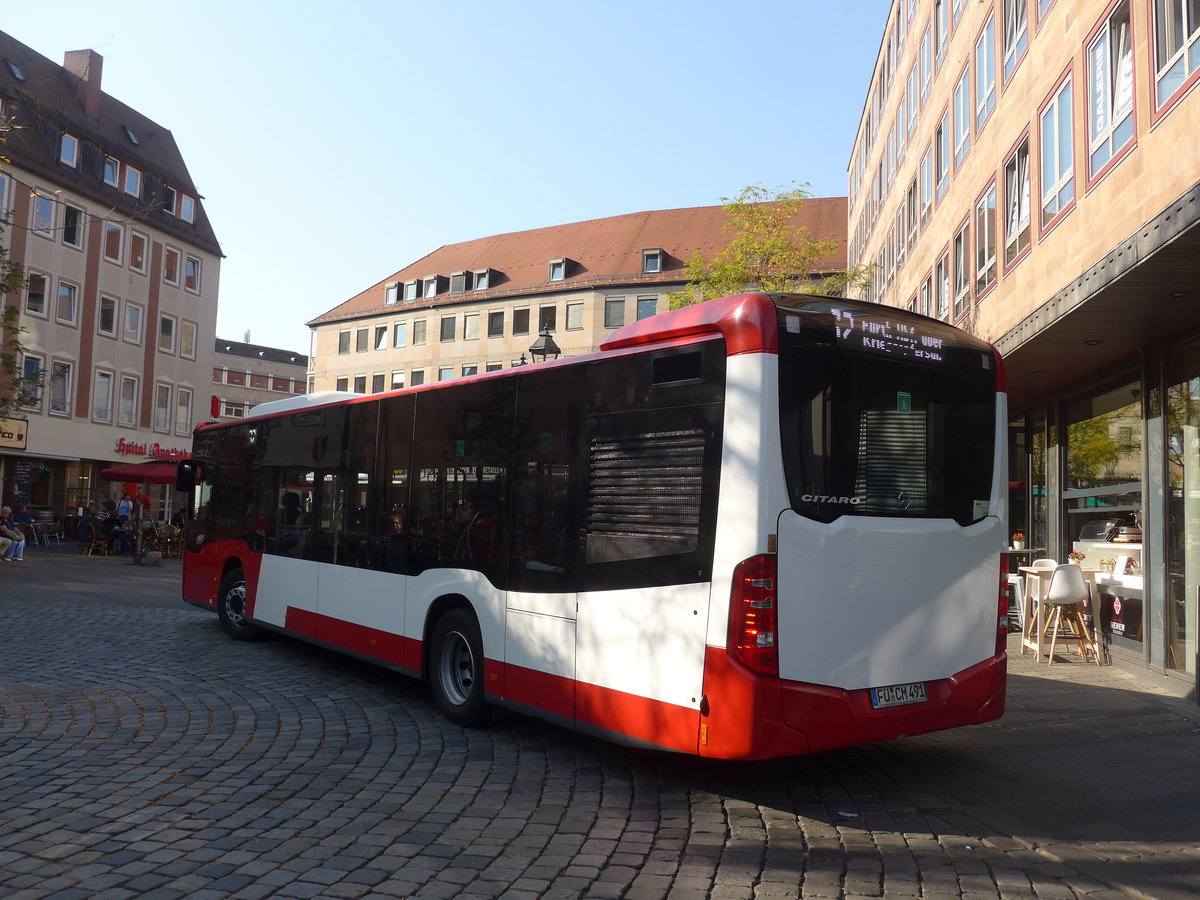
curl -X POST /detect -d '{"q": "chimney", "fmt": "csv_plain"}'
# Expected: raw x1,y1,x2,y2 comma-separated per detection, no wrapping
63,49,104,120
244,331,251,343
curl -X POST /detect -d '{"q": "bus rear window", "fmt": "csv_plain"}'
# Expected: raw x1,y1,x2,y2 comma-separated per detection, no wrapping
778,340,996,526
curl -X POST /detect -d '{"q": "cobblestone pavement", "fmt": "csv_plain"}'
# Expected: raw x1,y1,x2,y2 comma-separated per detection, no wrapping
2,547,1199,899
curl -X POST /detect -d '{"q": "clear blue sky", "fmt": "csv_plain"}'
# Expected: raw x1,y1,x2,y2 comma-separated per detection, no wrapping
5,1,889,354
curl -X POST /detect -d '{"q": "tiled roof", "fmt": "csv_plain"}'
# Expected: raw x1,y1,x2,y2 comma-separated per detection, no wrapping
215,339,308,368
307,198,848,327
0,30,221,255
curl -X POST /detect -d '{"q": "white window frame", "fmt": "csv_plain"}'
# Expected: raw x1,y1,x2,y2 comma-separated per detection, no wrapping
154,383,172,432
25,272,48,317
953,221,971,319
919,146,933,226
975,182,999,294
636,296,658,321
375,325,388,351
123,165,142,198
976,14,997,129
393,321,407,347
604,298,625,329
1087,1,1135,178
50,361,73,416
935,253,951,321
103,221,124,264
163,247,180,285
1004,138,1031,264
179,194,196,223
21,354,44,411
1154,0,1200,109
118,376,138,426
93,370,114,423
159,315,177,354
123,302,144,344
184,256,201,293
385,284,399,305
56,281,78,326
463,312,480,341
175,388,193,435
32,192,54,237
566,301,584,330
129,231,148,273
103,156,120,187
62,204,84,249
1003,0,1029,81
953,65,971,167
920,22,932,103
180,320,197,359
60,133,80,167
98,295,118,338
934,110,950,198
1040,76,1075,228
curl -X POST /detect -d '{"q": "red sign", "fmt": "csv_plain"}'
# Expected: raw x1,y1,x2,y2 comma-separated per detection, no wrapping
114,438,189,460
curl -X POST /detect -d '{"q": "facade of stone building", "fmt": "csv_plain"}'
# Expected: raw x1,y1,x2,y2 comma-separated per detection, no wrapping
212,338,307,422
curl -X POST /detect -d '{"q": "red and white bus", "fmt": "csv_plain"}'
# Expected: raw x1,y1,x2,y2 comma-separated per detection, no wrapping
177,292,1008,760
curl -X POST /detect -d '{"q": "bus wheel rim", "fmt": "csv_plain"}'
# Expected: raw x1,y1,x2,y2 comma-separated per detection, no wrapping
439,630,475,706
225,584,247,625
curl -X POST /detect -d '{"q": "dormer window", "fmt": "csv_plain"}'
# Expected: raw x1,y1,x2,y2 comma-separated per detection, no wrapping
424,275,444,297
162,185,177,215
548,258,567,281
123,125,140,146
60,134,80,168
5,59,25,82
385,283,399,305
179,195,195,223
103,156,119,187
473,268,490,291
449,271,470,294
124,165,142,198
642,248,664,274
404,280,421,301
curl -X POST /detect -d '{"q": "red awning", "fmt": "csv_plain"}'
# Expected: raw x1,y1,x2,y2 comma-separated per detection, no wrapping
99,461,178,485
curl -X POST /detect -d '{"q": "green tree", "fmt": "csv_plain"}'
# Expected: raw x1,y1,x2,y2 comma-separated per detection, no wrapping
667,183,874,309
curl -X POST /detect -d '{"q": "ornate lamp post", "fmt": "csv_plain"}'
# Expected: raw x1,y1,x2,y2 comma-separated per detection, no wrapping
527,327,561,363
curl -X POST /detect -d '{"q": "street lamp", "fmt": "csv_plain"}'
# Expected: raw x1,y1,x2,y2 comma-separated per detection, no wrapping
527,327,561,363
510,353,528,368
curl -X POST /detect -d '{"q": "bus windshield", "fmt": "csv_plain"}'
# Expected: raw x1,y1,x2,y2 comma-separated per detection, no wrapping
776,299,998,526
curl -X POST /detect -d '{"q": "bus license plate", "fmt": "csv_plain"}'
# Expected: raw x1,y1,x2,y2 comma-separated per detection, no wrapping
870,681,927,709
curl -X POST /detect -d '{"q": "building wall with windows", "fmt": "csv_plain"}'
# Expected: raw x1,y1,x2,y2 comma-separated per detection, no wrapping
212,339,307,421
0,33,221,517
306,203,848,392
850,1,1200,697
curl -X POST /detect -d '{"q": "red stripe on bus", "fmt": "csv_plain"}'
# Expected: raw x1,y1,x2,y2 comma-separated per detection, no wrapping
574,680,699,754
283,608,421,670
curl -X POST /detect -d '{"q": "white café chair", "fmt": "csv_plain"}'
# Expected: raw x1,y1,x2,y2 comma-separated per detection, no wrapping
1019,558,1058,648
1041,563,1101,665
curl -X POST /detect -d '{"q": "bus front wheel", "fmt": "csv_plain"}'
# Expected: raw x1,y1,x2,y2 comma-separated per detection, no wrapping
217,570,262,641
430,609,490,726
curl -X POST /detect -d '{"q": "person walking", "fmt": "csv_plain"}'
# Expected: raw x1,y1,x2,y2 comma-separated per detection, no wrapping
0,507,27,560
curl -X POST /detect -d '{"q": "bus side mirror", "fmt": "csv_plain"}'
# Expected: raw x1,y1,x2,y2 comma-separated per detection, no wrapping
176,460,206,492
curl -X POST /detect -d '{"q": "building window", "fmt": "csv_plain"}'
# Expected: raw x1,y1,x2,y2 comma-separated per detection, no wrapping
953,221,971,319
375,325,388,351
50,362,73,416
338,331,351,354
176,388,193,434
124,165,141,198
103,156,119,187
26,273,47,316
393,322,407,347
1154,0,1200,109
336,377,349,392
473,269,490,290
512,308,530,335
487,311,504,337
21,356,43,411
162,185,177,215
60,133,79,167
1040,75,1075,229
129,231,147,272
372,373,385,393
486,362,502,373
184,256,201,292
99,296,118,337
410,370,425,386
405,280,420,301
213,368,224,384
163,247,180,285
975,182,998,294
906,65,919,136
636,296,658,321
920,275,932,317
1088,1,1134,179
57,282,78,325
226,370,245,387
953,65,971,166
539,306,556,332
222,400,247,418
934,110,950,198
548,258,566,281
1004,137,1031,265
919,145,933,226
935,253,951,321
437,367,453,382
179,195,195,223
118,377,137,426
413,319,427,345
353,375,367,394
642,248,663,274
604,298,625,329
920,22,932,102
152,384,171,430
906,179,918,248
250,374,268,391
440,316,456,342
976,13,997,129
566,302,584,330
32,193,53,237
124,303,143,343
423,276,439,298
91,370,113,422
385,283,399,305
896,207,907,270
464,313,480,340
391,371,405,390
1003,0,1029,81
103,221,124,263
180,321,197,358
272,377,290,392
159,315,176,353
62,204,83,248
462,364,478,377
935,0,949,63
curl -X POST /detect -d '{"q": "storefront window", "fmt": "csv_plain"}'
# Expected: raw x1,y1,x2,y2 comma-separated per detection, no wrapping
1065,381,1143,649
1165,347,1200,677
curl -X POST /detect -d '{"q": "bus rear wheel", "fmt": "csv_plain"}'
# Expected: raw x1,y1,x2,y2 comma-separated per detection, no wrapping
430,609,490,726
217,569,262,641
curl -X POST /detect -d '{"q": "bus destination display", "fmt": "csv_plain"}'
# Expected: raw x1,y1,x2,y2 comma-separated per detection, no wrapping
826,308,946,362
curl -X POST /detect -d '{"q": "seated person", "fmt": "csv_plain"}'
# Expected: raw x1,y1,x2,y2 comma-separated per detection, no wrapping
0,507,27,560
12,505,36,543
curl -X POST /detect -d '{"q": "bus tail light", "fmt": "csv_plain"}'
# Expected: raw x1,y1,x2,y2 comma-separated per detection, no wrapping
997,564,1010,653
729,554,778,677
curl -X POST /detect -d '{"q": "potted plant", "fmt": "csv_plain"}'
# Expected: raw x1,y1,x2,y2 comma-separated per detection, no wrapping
1011,531,1025,550
1068,550,1086,564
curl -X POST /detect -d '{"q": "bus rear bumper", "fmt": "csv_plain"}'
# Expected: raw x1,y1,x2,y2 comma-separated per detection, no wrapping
700,647,1006,760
